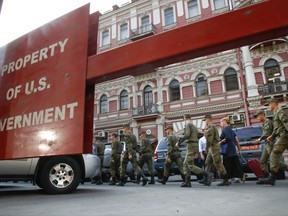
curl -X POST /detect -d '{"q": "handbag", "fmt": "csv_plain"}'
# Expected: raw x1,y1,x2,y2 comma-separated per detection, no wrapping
220,143,228,155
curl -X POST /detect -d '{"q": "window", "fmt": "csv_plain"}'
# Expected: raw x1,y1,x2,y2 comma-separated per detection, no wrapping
224,68,239,91
102,30,109,46
120,90,128,110
169,79,180,101
120,23,128,40
196,74,208,97
214,0,226,10
144,85,153,106
100,94,108,113
141,16,150,33
164,7,174,25
188,0,199,17
264,59,281,81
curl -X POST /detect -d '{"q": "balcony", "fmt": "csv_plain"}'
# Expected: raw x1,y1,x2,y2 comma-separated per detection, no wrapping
132,104,159,117
130,24,156,41
258,80,288,96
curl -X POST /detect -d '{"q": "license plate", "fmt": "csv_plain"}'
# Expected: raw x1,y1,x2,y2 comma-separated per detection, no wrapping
240,145,259,150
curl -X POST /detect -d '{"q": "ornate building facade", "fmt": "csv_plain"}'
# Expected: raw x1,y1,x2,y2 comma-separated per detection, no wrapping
93,0,288,142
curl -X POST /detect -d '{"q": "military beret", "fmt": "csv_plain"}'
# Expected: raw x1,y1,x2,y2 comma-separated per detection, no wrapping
203,114,212,121
111,132,118,137
122,123,131,129
165,125,173,131
254,110,265,117
265,98,278,105
184,113,192,119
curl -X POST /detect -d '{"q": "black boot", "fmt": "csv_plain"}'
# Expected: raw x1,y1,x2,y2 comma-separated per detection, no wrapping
109,178,116,185
157,176,168,185
133,175,141,184
203,171,213,186
217,174,230,186
257,172,276,186
181,174,186,181
96,179,103,185
141,174,148,186
117,177,126,186
181,176,191,187
148,175,155,185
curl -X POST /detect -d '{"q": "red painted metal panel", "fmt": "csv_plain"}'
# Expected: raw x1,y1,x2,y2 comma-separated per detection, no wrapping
87,0,288,83
0,5,90,159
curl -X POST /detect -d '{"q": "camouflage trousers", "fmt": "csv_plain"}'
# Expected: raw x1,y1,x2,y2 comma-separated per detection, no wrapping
205,143,227,176
120,151,142,177
270,136,288,173
110,154,121,178
163,152,184,177
138,152,154,176
183,143,205,176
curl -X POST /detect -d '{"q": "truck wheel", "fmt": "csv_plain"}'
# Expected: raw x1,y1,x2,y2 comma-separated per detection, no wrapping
39,157,81,194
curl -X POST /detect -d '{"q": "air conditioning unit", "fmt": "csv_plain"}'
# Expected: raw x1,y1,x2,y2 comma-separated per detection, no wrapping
231,114,241,122
264,110,274,118
98,131,105,137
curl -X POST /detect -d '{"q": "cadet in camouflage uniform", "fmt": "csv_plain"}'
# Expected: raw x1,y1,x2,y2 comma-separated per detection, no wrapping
138,131,155,184
179,114,212,187
204,114,229,186
109,133,122,185
158,126,185,185
259,99,288,185
118,124,148,186
254,110,274,180
92,136,105,185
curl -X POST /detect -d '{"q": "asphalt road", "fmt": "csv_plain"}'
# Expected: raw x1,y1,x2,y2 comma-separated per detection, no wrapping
0,176,287,216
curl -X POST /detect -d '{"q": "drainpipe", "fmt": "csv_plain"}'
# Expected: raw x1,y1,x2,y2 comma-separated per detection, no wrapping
237,48,250,126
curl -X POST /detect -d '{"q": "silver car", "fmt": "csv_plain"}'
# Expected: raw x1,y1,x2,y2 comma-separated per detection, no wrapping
0,154,101,194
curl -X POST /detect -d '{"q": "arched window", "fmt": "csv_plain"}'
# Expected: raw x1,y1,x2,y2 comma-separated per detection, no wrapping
144,85,153,107
196,74,208,97
188,0,199,17
264,59,281,82
120,90,128,110
224,68,239,91
169,79,180,101
100,94,108,113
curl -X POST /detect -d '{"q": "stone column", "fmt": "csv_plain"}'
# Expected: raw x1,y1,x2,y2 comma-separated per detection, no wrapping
156,76,163,113
241,46,259,97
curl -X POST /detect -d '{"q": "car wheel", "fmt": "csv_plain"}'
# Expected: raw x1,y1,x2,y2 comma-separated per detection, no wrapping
39,157,81,194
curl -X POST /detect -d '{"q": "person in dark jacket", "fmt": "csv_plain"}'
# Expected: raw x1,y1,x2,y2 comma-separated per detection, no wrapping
219,117,246,183
138,131,155,184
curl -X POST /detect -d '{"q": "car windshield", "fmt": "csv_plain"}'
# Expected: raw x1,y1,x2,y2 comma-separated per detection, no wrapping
233,127,262,142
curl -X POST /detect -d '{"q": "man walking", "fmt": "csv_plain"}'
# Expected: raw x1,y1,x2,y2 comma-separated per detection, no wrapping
92,136,105,185
180,114,212,187
109,133,122,185
258,99,288,185
118,124,148,186
254,110,274,181
204,114,229,186
138,131,155,184
158,126,185,185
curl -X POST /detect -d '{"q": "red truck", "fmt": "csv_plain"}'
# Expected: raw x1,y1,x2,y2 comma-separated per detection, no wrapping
0,1,287,194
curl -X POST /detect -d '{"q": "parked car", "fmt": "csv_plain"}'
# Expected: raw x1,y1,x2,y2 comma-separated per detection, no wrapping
0,154,101,194
101,142,155,182
233,126,285,179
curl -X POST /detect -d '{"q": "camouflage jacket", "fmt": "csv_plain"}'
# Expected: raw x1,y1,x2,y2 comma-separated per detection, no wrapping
272,107,288,138
205,124,220,149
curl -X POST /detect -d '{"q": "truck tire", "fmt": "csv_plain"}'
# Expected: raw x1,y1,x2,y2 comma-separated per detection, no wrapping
39,157,81,194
